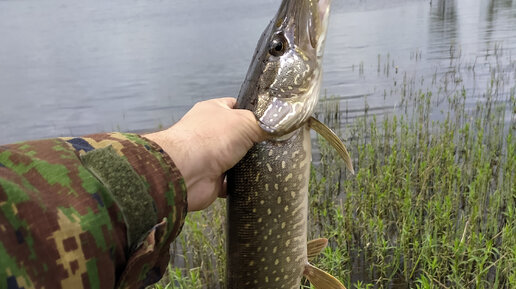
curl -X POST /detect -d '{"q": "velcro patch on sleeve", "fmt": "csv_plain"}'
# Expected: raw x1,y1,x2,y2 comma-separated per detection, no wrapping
80,145,158,252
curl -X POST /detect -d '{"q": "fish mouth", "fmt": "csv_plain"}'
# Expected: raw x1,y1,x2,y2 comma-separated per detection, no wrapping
275,0,332,54
236,0,333,137
255,0,332,136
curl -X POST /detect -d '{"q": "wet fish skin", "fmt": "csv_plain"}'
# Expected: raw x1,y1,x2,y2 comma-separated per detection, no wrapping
226,0,346,288
227,126,312,289
236,0,332,136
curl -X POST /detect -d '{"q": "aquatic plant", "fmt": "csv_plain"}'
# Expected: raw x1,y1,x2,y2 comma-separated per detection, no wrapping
151,43,515,289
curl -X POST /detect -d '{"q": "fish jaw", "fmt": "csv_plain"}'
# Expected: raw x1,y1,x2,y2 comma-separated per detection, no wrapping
236,0,332,137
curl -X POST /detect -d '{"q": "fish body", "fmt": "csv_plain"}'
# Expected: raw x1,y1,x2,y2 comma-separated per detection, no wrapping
226,0,346,288
227,126,311,289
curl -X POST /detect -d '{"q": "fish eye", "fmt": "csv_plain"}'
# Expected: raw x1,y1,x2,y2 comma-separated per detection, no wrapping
269,35,287,57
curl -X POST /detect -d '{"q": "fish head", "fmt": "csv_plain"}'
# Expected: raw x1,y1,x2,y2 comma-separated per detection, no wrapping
236,0,332,136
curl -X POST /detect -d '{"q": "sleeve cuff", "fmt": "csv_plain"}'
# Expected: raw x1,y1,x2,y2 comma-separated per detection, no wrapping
61,132,187,288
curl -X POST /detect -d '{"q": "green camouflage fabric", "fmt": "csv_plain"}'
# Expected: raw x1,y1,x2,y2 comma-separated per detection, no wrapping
0,133,188,289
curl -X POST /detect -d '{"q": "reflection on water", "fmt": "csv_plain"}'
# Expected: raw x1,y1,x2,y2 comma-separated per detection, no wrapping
321,0,515,127
431,0,458,40
0,0,515,144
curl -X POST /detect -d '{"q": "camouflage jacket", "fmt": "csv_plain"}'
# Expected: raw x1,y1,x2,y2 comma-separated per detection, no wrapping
0,133,188,289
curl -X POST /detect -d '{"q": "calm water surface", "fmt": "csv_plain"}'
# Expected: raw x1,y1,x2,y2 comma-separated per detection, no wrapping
0,0,515,143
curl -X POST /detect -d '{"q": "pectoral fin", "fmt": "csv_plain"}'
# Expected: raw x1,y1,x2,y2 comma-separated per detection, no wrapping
307,238,329,262
303,263,347,289
308,117,355,174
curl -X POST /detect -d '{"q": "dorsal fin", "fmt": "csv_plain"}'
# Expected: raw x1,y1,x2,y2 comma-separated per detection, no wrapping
307,116,354,174
307,238,328,262
303,263,347,289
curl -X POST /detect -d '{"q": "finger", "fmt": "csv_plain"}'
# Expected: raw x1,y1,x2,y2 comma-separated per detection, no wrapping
236,110,269,143
215,97,237,109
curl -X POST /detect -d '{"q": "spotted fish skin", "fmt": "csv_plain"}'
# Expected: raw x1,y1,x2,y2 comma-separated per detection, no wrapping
226,0,336,288
227,126,311,289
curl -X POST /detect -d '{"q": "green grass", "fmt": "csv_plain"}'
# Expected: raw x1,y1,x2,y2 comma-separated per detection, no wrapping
310,91,515,288
160,199,227,289
150,45,515,288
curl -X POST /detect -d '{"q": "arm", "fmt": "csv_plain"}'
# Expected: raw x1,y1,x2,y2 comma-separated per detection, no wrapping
0,132,187,289
0,98,265,289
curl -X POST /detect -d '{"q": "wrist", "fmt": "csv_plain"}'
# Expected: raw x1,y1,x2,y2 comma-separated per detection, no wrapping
144,128,204,211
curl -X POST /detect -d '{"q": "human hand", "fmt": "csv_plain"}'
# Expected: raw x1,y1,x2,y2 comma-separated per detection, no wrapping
144,98,266,212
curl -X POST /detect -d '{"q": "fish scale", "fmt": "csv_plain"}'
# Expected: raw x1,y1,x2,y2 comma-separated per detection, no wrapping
226,0,349,288
227,127,311,289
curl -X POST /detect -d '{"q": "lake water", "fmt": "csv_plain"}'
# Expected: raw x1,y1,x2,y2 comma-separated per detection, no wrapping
0,0,515,144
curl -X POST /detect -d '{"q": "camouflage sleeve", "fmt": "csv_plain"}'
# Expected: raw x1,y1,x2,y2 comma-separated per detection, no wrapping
0,132,188,289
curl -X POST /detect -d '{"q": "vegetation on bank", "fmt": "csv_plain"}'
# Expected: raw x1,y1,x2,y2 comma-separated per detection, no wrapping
152,46,516,289
310,90,515,288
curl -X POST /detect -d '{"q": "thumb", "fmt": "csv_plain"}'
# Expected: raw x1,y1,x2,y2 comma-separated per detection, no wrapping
236,109,268,144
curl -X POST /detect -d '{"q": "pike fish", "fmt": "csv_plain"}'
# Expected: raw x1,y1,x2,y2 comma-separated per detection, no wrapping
226,0,353,288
